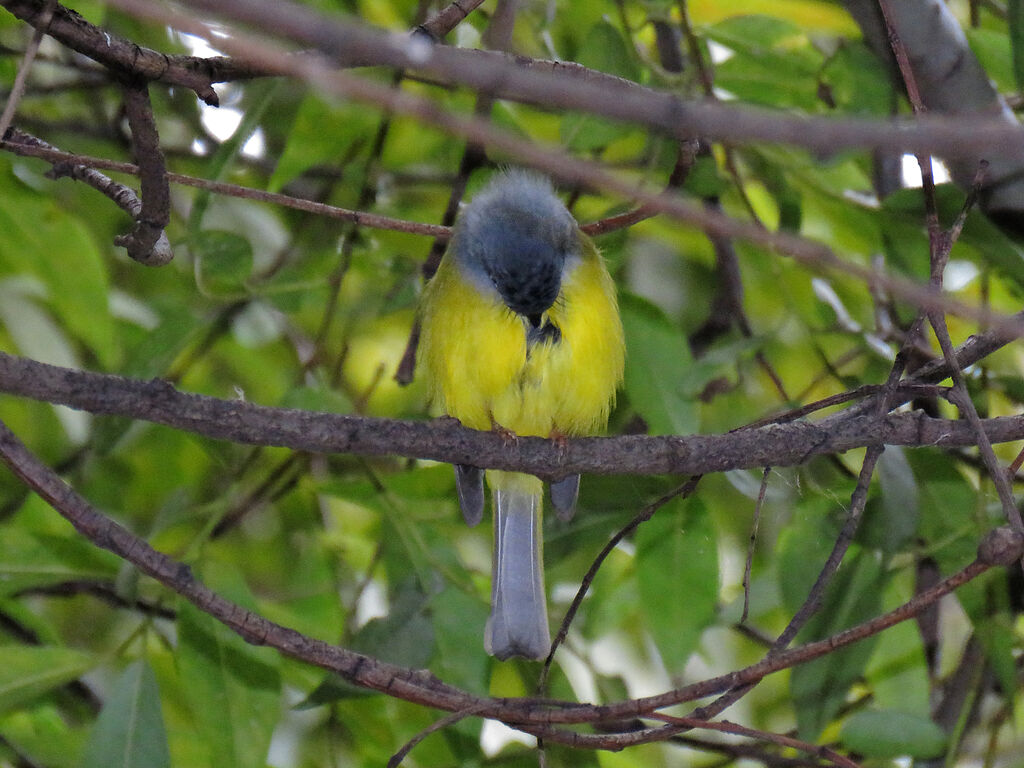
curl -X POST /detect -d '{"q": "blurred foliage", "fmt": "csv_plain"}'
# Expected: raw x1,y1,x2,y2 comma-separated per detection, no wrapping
0,0,1023,766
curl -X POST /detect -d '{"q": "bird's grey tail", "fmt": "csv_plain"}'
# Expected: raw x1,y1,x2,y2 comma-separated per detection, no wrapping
485,487,550,660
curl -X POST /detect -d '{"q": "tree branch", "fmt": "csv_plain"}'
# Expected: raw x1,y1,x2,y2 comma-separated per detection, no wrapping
112,81,172,265
3,351,1024,480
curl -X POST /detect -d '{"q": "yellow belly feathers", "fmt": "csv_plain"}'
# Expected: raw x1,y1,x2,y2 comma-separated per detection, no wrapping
420,240,624,442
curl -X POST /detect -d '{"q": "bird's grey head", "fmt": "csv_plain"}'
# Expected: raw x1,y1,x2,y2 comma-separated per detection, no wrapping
453,171,580,320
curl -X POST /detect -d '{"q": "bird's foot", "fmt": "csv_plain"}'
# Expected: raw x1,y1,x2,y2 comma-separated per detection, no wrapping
491,418,519,446
548,427,570,458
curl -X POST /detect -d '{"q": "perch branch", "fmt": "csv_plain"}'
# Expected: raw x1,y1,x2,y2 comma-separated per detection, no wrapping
4,351,1024,479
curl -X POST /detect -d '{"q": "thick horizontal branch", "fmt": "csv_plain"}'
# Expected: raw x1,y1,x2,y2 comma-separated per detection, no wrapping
2,352,1024,479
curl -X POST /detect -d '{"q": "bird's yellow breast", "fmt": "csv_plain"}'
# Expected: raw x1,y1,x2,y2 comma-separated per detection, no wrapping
419,240,624,439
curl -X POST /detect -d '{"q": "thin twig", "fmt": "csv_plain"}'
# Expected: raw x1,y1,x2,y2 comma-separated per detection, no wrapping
387,704,490,768
0,131,451,239
416,0,488,40
15,580,176,619
647,713,861,768
536,476,702,694
740,467,770,624
0,0,54,139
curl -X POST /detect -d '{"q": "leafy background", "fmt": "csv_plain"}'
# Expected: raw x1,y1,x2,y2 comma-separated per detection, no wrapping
0,0,1023,766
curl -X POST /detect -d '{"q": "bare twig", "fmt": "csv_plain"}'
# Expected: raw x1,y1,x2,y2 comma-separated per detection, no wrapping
15,580,176,620
387,704,489,768
740,467,771,624
0,131,450,238
648,713,861,768
416,0,488,41
0,0,54,139
101,0,1024,158
536,476,702,693
7,128,153,224
113,81,172,265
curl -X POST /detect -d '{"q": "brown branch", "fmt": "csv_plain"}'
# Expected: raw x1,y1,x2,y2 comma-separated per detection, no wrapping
535,527,1017,740
6,351,1024,480
113,81,172,265
7,0,1024,162
740,467,770,624
740,382,947,430
0,0,220,104
88,0,1024,336
648,713,861,768
673,733,843,768
1,23,1020,339
416,0,488,41
387,703,489,768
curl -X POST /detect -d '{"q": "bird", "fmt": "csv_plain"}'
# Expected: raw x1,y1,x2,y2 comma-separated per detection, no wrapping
419,170,625,660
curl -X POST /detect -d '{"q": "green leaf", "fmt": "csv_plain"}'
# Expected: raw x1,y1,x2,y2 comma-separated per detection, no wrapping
0,527,120,595
576,20,640,82
708,16,823,110
820,42,892,115
1009,0,1024,90
859,447,919,554
0,646,97,715
776,497,844,615
0,704,86,768
177,588,280,768
636,496,718,673
788,550,886,740
966,28,1016,94
0,192,115,368
80,661,171,768
269,93,379,192
302,579,436,705
430,584,490,692
683,154,728,199
0,703,87,768
841,709,946,759
192,230,254,297
350,580,435,668
620,293,699,435
561,113,635,153
865,576,930,716
560,21,640,152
